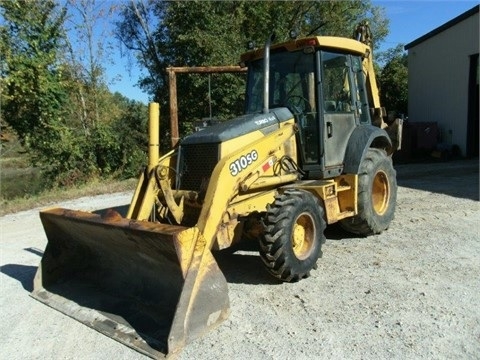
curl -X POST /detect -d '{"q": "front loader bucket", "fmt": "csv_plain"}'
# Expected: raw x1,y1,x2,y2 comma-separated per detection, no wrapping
31,208,230,358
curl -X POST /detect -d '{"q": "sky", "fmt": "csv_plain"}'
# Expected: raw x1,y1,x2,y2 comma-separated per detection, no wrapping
108,0,480,104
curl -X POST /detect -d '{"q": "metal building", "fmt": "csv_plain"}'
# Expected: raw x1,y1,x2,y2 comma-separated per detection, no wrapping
405,5,479,158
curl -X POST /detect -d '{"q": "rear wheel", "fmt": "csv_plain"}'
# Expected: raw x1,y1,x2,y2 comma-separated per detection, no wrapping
260,189,326,282
340,148,397,235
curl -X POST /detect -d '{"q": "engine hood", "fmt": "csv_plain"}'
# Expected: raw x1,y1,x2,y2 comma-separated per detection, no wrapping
180,107,293,145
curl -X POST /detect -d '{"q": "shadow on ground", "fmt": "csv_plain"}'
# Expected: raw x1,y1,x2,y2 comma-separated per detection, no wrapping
0,264,37,292
396,158,479,200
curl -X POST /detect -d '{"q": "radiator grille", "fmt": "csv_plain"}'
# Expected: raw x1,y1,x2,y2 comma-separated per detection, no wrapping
178,143,219,192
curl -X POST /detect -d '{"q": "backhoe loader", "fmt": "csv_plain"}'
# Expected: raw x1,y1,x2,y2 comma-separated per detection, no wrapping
32,24,402,358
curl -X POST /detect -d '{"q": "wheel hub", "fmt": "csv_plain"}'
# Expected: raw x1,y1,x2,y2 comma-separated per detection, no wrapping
292,213,315,260
372,170,390,215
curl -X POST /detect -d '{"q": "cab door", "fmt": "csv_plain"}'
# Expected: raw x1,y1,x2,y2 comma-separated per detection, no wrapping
320,52,365,176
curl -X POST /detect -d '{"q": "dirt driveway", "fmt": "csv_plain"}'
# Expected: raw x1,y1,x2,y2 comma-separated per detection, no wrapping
1,159,479,359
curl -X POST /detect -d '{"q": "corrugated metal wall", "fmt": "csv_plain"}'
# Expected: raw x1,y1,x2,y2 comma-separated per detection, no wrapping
407,12,479,156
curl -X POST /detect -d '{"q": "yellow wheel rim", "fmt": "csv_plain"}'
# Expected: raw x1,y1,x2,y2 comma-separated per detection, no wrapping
292,213,315,260
372,170,390,215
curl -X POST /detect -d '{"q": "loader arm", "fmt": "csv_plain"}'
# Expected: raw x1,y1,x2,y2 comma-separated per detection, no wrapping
126,149,177,221
196,120,298,251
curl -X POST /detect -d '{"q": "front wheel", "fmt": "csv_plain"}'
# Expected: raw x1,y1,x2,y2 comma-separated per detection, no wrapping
260,189,326,282
340,148,397,236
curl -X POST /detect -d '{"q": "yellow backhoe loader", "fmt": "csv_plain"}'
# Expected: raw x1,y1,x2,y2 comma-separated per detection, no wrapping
32,24,402,358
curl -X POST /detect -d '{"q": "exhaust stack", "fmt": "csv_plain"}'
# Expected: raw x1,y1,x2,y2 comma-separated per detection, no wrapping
263,34,276,114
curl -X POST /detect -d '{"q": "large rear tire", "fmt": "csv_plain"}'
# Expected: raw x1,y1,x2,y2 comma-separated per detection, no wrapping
260,189,326,282
340,148,397,236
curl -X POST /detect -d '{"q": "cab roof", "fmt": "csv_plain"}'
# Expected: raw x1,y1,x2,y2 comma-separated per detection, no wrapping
240,36,370,64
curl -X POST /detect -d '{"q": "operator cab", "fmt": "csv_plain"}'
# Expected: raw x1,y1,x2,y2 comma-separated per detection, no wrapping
242,38,372,179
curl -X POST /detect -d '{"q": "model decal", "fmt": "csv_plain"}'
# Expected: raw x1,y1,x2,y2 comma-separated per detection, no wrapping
254,116,276,126
229,150,258,176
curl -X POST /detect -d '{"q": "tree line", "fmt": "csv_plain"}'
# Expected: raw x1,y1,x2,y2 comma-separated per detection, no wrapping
1,0,149,187
0,0,407,190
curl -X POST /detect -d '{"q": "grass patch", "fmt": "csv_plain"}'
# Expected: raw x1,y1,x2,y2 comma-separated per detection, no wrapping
1,167,45,199
1,132,138,216
0,177,137,216
0,156,29,169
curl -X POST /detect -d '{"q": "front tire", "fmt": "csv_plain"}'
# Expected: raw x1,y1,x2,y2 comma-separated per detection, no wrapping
260,189,326,282
340,148,397,236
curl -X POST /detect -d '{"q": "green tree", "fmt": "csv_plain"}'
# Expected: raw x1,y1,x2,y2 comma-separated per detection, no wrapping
117,0,389,142
0,0,87,185
64,0,120,132
378,44,408,117
0,0,67,142
1,0,149,188
110,94,148,178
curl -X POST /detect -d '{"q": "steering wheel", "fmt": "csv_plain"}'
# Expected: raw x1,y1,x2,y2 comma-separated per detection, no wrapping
285,95,311,114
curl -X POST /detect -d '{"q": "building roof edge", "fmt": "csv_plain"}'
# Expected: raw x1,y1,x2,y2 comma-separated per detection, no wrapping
405,4,479,50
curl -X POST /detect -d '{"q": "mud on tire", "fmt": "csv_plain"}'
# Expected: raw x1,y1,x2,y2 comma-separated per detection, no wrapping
259,189,326,282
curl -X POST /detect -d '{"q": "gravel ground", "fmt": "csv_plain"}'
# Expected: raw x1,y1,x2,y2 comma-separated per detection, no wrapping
1,159,479,359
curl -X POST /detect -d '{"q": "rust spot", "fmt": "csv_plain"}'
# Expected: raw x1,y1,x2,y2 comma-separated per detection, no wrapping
101,209,123,222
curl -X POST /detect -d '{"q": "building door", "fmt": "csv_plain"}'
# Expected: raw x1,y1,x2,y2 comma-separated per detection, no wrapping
467,53,479,157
